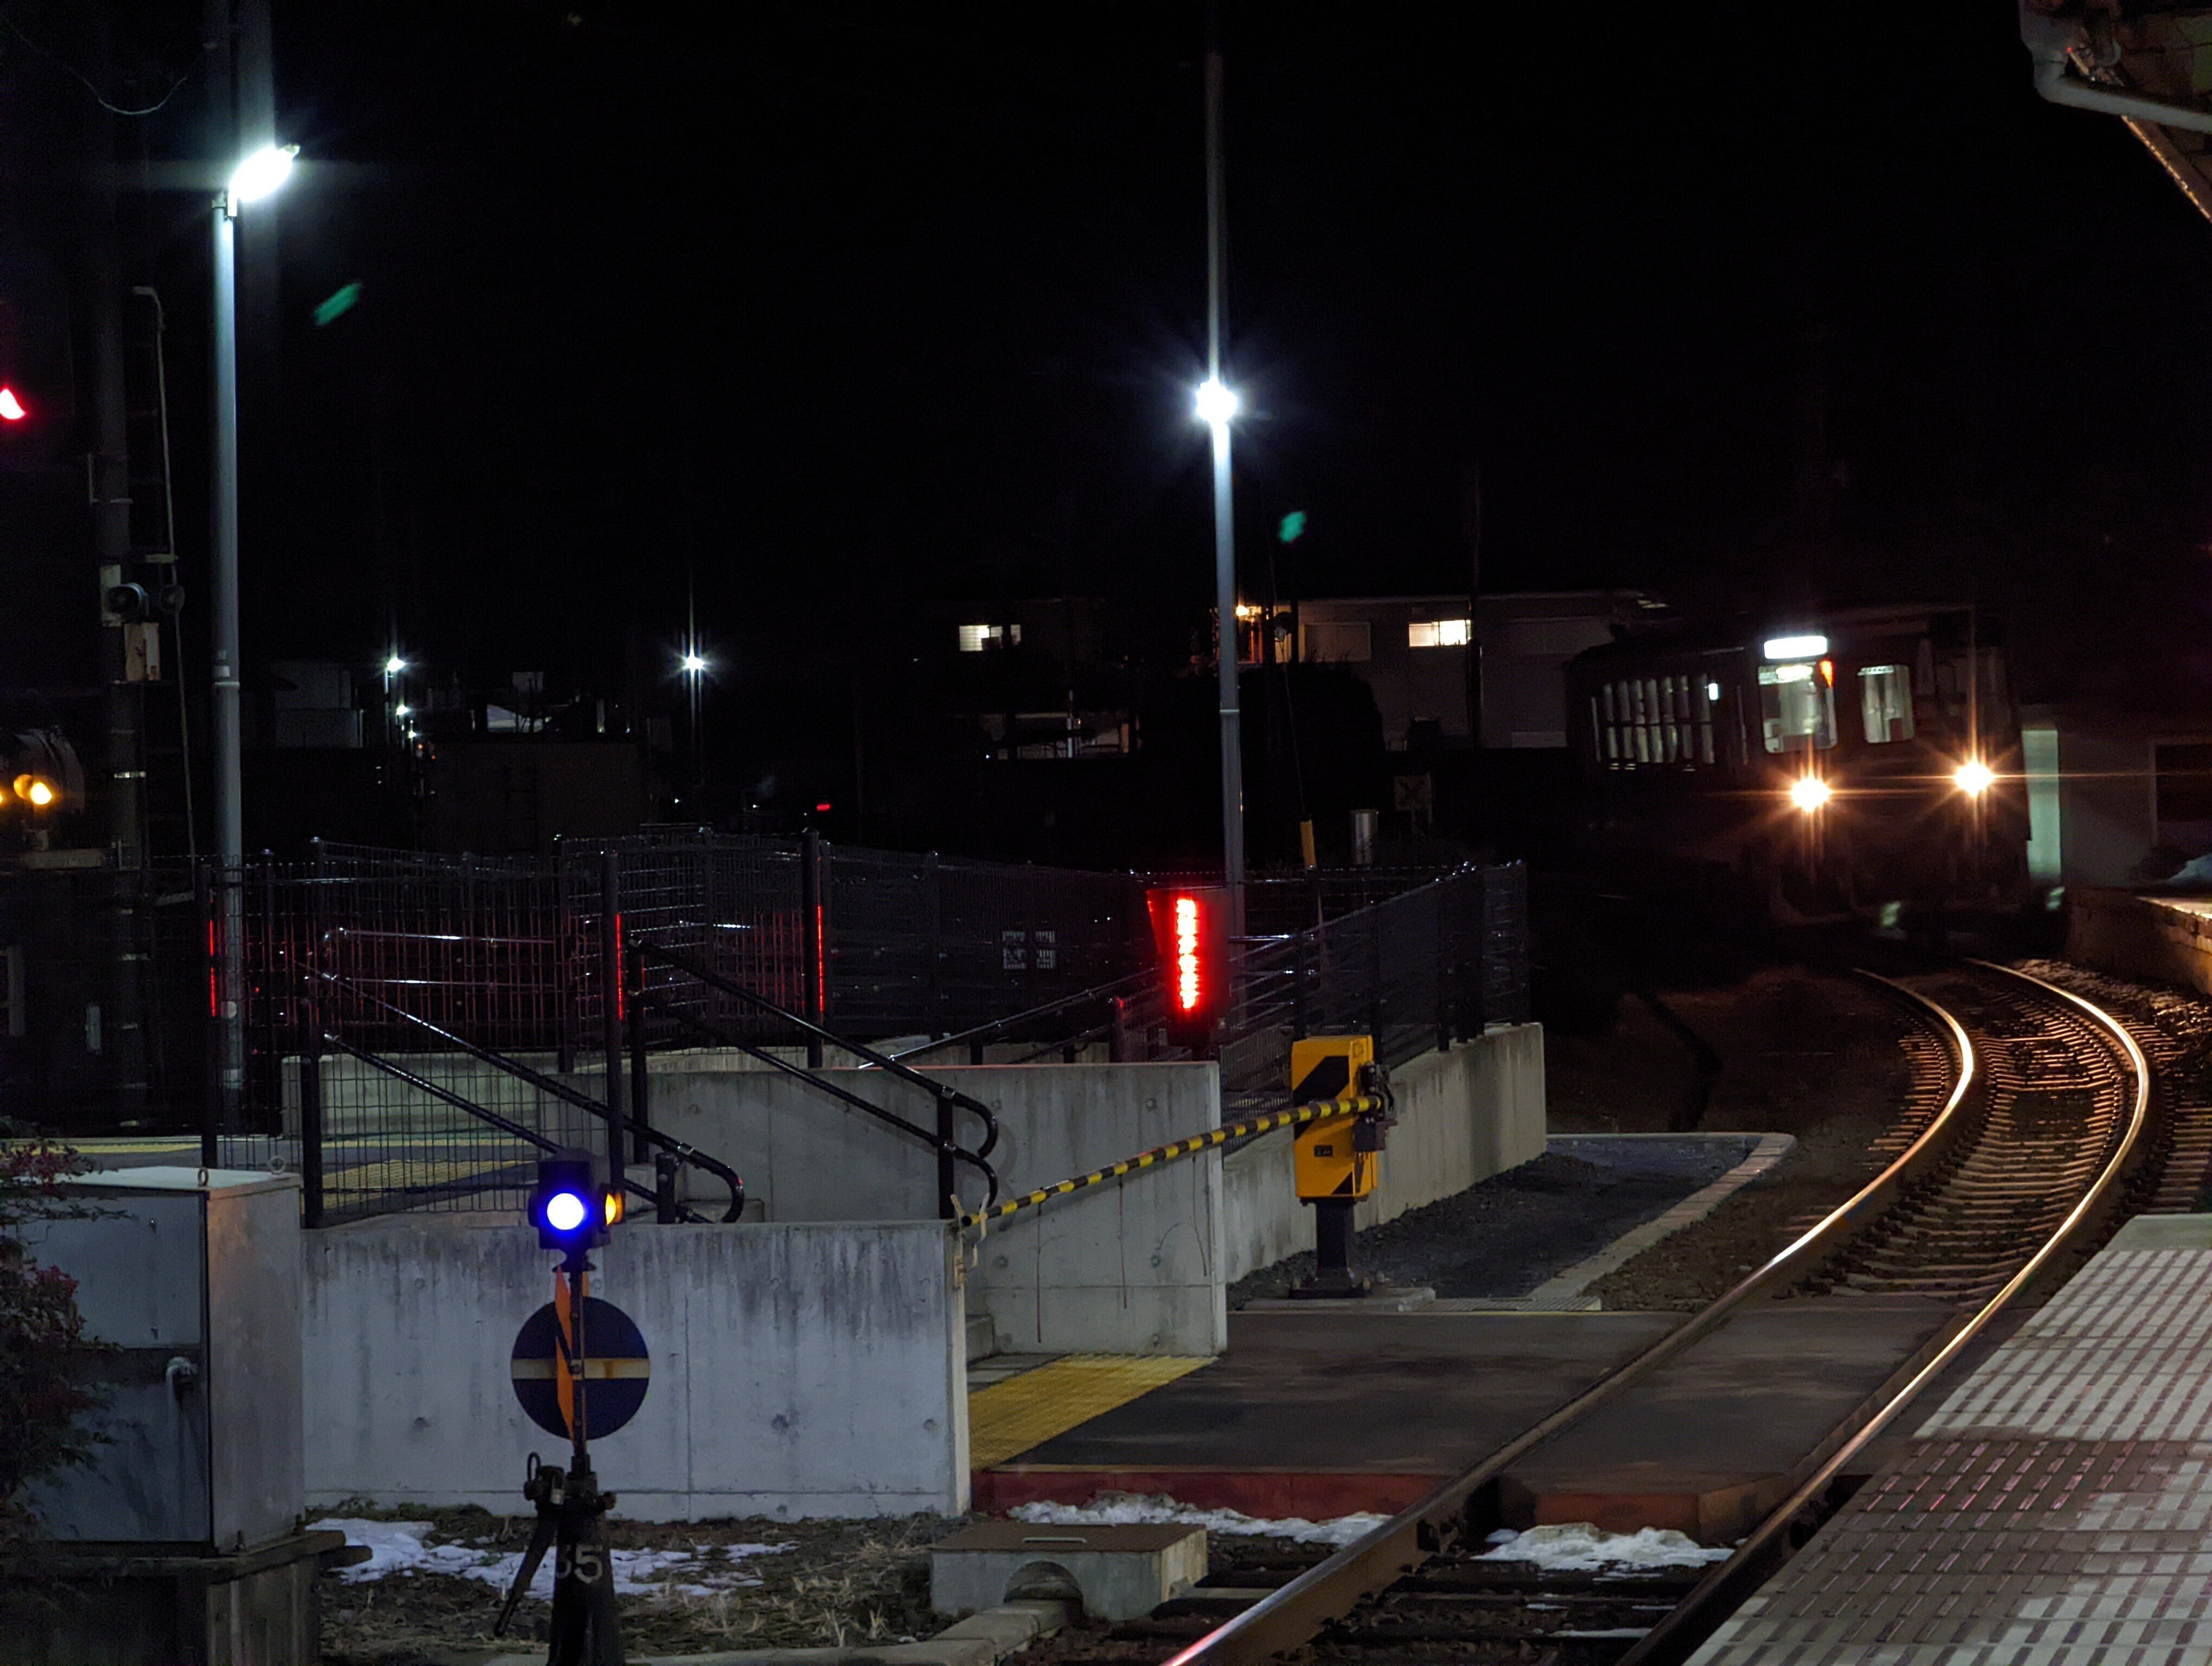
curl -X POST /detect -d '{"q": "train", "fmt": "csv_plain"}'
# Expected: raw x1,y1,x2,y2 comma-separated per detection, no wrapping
1562,603,2029,922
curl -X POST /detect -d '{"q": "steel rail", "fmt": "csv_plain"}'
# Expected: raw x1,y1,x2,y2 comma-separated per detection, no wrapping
1161,971,1980,1666
1617,959,2154,1665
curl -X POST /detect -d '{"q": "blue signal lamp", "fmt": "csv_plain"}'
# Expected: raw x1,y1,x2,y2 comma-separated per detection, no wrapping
532,1150,622,1251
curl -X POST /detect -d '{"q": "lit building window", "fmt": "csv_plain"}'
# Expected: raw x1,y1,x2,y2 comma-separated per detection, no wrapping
958,623,1021,653
1302,620,1372,663
1407,618,1472,649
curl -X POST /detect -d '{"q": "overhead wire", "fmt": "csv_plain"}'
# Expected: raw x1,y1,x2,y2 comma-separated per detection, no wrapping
0,7,210,118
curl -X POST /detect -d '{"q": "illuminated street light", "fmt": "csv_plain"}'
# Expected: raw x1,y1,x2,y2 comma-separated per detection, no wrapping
681,652,706,675
210,140,299,1142
1194,376,1240,427
384,653,406,677
226,143,297,208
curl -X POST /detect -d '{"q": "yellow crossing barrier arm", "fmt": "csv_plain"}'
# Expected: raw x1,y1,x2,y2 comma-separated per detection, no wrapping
958,1094,1388,1229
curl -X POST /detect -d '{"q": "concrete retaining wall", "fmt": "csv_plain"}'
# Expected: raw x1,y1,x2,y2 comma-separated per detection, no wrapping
640,1060,1225,1356
302,1215,966,1521
962,1065,1226,1357
1219,1023,1548,1283
2068,888,2212,998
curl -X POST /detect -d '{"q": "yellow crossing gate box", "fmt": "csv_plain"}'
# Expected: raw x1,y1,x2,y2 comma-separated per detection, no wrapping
1291,1034,1377,1202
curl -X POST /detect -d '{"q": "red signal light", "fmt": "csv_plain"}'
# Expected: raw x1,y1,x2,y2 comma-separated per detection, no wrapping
1147,886,1229,1047
1174,895,1203,1012
813,800,833,813
0,387,26,422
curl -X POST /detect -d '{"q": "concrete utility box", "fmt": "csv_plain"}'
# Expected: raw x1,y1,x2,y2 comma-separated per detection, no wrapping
931,1521,1207,1622
23,1167,304,1548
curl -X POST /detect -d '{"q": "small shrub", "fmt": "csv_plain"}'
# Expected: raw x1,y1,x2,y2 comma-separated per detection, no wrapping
0,1132,104,1541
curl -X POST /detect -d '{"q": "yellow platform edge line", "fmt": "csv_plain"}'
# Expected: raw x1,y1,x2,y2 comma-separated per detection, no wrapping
968,1352,1210,1470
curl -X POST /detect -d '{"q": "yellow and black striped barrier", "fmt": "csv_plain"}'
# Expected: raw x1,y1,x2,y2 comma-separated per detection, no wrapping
960,1094,1387,1229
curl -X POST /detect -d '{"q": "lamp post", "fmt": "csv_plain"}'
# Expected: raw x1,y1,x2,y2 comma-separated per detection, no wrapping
208,142,294,1145
1199,18,1244,937
680,651,707,785
1197,377,1244,936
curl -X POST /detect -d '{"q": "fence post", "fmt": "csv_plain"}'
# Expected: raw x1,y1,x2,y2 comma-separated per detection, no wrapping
599,849,628,1181
1435,882,1452,1055
198,863,220,1168
626,942,651,1165
553,834,574,1074
935,1088,957,1221
924,852,942,1030
801,831,826,1068
299,1042,326,1229
1367,906,1386,1048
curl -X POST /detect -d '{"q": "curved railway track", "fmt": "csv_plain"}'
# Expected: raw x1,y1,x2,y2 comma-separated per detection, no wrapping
1023,962,2157,1666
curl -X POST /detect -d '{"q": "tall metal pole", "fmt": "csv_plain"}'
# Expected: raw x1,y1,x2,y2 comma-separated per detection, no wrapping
211,197,246,1122
1205,20,1245,936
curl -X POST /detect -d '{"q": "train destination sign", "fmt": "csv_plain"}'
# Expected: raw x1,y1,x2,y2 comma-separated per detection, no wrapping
510,1295,651,1440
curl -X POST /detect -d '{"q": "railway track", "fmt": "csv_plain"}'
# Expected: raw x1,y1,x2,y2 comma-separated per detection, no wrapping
1015,961,2156,1666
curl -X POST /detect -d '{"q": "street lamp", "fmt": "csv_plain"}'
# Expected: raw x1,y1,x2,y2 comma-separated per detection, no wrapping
1197,374,1244,935
208,141,297,1147
679,649,708,783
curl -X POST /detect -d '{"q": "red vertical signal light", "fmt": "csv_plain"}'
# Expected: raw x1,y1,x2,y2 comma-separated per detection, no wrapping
0,387,25,422
1148,886,1229,1049
1174,895,1203,1013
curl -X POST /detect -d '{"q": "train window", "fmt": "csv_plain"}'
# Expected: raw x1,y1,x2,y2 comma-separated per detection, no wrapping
1860,665,1914,744
1758,662,1835,753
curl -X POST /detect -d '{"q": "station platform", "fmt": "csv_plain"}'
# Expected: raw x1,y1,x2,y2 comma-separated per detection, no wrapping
1694,1213,2212,1664
973,1296,1956,1533
2069,887,2212,1001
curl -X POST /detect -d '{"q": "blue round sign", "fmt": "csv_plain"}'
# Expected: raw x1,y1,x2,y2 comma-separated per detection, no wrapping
510,1296,650,1440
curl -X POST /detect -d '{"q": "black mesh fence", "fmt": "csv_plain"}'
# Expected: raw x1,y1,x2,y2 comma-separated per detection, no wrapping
14,836,1525,1225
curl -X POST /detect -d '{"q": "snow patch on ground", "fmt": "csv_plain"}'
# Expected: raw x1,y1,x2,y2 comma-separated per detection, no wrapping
1475,1522,1731,1573
1011,1492,1389,1547
310,1518,788,1600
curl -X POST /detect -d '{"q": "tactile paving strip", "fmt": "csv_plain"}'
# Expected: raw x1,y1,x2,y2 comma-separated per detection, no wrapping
968,1353,1211,1470
1693,1233,2212,1664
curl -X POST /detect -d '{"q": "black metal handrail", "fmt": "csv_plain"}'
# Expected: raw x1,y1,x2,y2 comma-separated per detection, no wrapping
885,966,1155,1065
307,967,747,1222
632,936,1002,1218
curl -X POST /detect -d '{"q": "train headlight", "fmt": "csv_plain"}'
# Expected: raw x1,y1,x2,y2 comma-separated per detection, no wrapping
1789,776,1831,812
1953,760,1995,797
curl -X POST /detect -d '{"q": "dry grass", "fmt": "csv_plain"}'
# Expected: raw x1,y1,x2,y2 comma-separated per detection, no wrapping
319,1504,970,1663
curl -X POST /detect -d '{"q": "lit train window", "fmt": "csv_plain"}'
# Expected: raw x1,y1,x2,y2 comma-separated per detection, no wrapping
1758,661,1836,753
1860,665,1914,744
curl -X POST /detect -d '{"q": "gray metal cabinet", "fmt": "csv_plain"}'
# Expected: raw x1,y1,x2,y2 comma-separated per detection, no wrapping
23,1168,303,1550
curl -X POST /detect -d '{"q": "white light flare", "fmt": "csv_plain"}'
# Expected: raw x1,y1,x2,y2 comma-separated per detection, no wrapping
1954,760,1995,797
543,1190,588,1233
1790,776,1831,813
1194,377,1240,427
1762,634,1828,662
228,143,298,207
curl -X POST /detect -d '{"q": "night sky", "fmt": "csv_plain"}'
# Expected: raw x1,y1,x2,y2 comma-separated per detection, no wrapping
13,2,2212,720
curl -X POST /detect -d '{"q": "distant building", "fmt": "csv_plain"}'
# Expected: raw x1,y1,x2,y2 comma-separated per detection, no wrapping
1272,591,1650,753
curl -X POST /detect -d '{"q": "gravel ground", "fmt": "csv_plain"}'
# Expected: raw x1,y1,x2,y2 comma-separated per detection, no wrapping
1227,1137,1757,1304
318,1507,969,1663
1578,969,1922,1309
